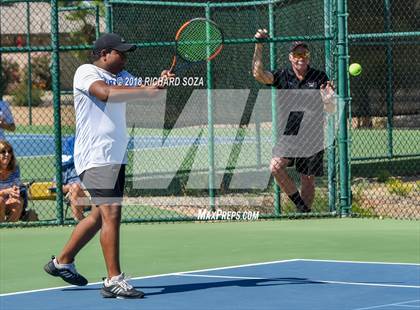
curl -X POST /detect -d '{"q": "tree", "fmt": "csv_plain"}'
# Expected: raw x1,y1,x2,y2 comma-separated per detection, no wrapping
59,1,105,63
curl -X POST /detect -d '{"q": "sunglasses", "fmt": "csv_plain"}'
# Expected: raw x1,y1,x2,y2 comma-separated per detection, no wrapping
291,51,310,59
0,149,12,155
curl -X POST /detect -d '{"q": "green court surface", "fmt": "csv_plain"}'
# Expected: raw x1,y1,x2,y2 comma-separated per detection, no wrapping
351,129,420,159
0,218,419,294
13,125,76,136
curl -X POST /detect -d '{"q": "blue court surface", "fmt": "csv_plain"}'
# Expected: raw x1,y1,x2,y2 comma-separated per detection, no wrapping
8,134,267,157
1,259,419,310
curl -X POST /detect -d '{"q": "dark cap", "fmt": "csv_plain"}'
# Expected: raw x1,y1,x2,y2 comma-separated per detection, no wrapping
93,33,136,54
289,41,309,53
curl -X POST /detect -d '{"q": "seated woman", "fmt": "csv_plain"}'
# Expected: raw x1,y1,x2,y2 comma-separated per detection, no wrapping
0,140,23,222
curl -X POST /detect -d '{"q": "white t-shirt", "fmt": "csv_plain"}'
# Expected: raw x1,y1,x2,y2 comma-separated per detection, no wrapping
73,64,133,175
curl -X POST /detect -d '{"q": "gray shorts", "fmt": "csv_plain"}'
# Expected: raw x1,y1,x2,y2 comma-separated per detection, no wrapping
79,164,125,205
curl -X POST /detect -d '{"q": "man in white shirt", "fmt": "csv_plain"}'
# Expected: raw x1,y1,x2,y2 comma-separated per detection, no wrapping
44,33,173,299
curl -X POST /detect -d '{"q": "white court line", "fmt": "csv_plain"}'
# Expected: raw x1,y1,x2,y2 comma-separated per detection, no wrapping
0,259,299,297
352,299,420,310
8,135,54,139
17,155,54,159
300,259,420,266
175,274,264,280
176,274,420,289
317,280,420,289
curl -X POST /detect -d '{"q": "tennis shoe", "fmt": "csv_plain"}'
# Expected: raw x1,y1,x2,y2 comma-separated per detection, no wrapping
297,205,311,213
43,255,88,286
101,273,144,299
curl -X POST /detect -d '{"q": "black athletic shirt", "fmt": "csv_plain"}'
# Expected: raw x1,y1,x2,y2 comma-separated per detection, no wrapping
268,66,328,157
268,66,328,89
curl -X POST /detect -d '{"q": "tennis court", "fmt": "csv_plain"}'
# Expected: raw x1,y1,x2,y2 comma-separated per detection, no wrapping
1,0,419,308
2,260,419,310
10,129,419,187
10,128,273,181
9,129,420,158
9,132,270,157
1,219,419,309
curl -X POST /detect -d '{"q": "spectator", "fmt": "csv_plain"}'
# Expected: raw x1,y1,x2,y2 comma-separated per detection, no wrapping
0,140,23,222
0,100,16,140
60,136,89,221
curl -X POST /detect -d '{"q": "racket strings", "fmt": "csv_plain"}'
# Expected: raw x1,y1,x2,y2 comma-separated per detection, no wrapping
177,20,223,62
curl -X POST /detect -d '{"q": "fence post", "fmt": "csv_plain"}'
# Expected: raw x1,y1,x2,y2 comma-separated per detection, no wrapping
105,0,113,33
268,2,280,216
26,1,33,126
384,0,394,158
51,0,64,224
337,0,351,216
95,4,101,39
325,0,337,212
206,3,216,211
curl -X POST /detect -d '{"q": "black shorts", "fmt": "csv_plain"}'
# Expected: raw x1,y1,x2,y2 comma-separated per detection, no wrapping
79,164,125,205
273,150,324,177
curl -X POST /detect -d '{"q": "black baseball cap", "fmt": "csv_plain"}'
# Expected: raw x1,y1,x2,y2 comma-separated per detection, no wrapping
93,33,136,54
289,41,309,53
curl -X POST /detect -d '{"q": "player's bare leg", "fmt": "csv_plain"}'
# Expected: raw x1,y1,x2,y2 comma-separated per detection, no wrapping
98,203,144,299
270,157,297,195
44,204,101,287
98,203,122,278
0,197,5,222
300,174,316,209
270,157,310,212
5,200,23,222
58,205,102,264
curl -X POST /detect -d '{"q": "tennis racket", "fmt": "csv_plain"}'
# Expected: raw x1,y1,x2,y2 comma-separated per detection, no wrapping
169,18,224,74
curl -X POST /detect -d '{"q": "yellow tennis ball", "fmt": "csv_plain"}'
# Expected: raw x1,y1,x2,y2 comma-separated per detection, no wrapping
349,63,362,76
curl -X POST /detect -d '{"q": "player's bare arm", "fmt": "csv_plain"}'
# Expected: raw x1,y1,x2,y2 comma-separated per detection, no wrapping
320,81,336,113
90,70,174,102
252,29,274,85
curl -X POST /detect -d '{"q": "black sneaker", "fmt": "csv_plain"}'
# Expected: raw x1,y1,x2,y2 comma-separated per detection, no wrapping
297,205,312,213
43,256,88,286
101,273,144,299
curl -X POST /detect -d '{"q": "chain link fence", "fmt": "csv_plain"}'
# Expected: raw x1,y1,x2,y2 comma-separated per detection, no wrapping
0,0,417,226
1,0,103,225
112,0,340,221
348,0,420,219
